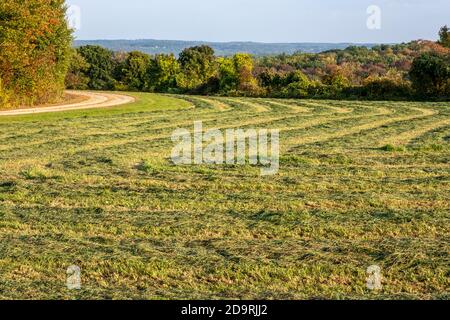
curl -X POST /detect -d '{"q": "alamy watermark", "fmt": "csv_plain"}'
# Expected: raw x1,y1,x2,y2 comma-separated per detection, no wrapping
67,5,82,31
367,5,381,30
366,265,382,291
67,265,81,290
171,121,280,176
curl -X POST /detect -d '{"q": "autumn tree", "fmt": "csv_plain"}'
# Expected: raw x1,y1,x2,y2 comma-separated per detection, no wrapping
234,53,259,94
0,0,72,106
218,53,259,95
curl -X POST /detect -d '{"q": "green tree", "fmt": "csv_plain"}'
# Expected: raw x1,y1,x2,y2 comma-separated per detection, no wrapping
77,45,116,90
323,73,350,89
218,57,239,92
281,71,311,98
118,51,151,91
148,54,180,92
439,25,450,48
0,0,72,106
256,68,288,97
65,49,90,90
177,45,217,91
409,53,450,98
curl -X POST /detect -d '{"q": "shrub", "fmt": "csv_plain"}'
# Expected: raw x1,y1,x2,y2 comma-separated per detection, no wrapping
280,71,311,98
409,53,450,99
360,76,412,100
380,144,406,152
65,49,90,90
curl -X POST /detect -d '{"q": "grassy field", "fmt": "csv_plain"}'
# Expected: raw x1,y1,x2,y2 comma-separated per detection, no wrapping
0,92,449,300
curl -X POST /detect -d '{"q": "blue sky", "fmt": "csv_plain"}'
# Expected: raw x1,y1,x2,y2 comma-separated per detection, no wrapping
66,0,449,43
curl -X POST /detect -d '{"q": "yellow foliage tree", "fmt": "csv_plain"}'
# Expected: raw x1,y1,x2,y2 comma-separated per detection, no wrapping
0,0,72,107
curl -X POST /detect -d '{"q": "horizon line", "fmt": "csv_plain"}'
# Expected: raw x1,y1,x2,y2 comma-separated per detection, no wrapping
73,38,404,45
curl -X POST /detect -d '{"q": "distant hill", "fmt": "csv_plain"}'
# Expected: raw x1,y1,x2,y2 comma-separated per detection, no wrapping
73,39,377,56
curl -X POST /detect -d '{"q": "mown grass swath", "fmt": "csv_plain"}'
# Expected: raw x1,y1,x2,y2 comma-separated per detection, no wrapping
0,93,448,299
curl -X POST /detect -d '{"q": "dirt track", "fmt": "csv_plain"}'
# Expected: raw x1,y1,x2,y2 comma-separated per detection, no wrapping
0,91,135,116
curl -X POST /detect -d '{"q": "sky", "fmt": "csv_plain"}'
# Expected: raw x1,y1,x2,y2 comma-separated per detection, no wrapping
66,0,450,43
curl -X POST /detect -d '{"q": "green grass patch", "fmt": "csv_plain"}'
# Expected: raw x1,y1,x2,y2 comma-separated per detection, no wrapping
379,144,407,152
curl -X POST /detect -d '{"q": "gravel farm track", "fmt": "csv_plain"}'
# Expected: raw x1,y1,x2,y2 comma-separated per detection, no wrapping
0,91,135,116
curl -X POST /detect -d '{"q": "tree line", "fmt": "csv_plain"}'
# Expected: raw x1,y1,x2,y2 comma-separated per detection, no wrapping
67,26,450,101
0,0,448,108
